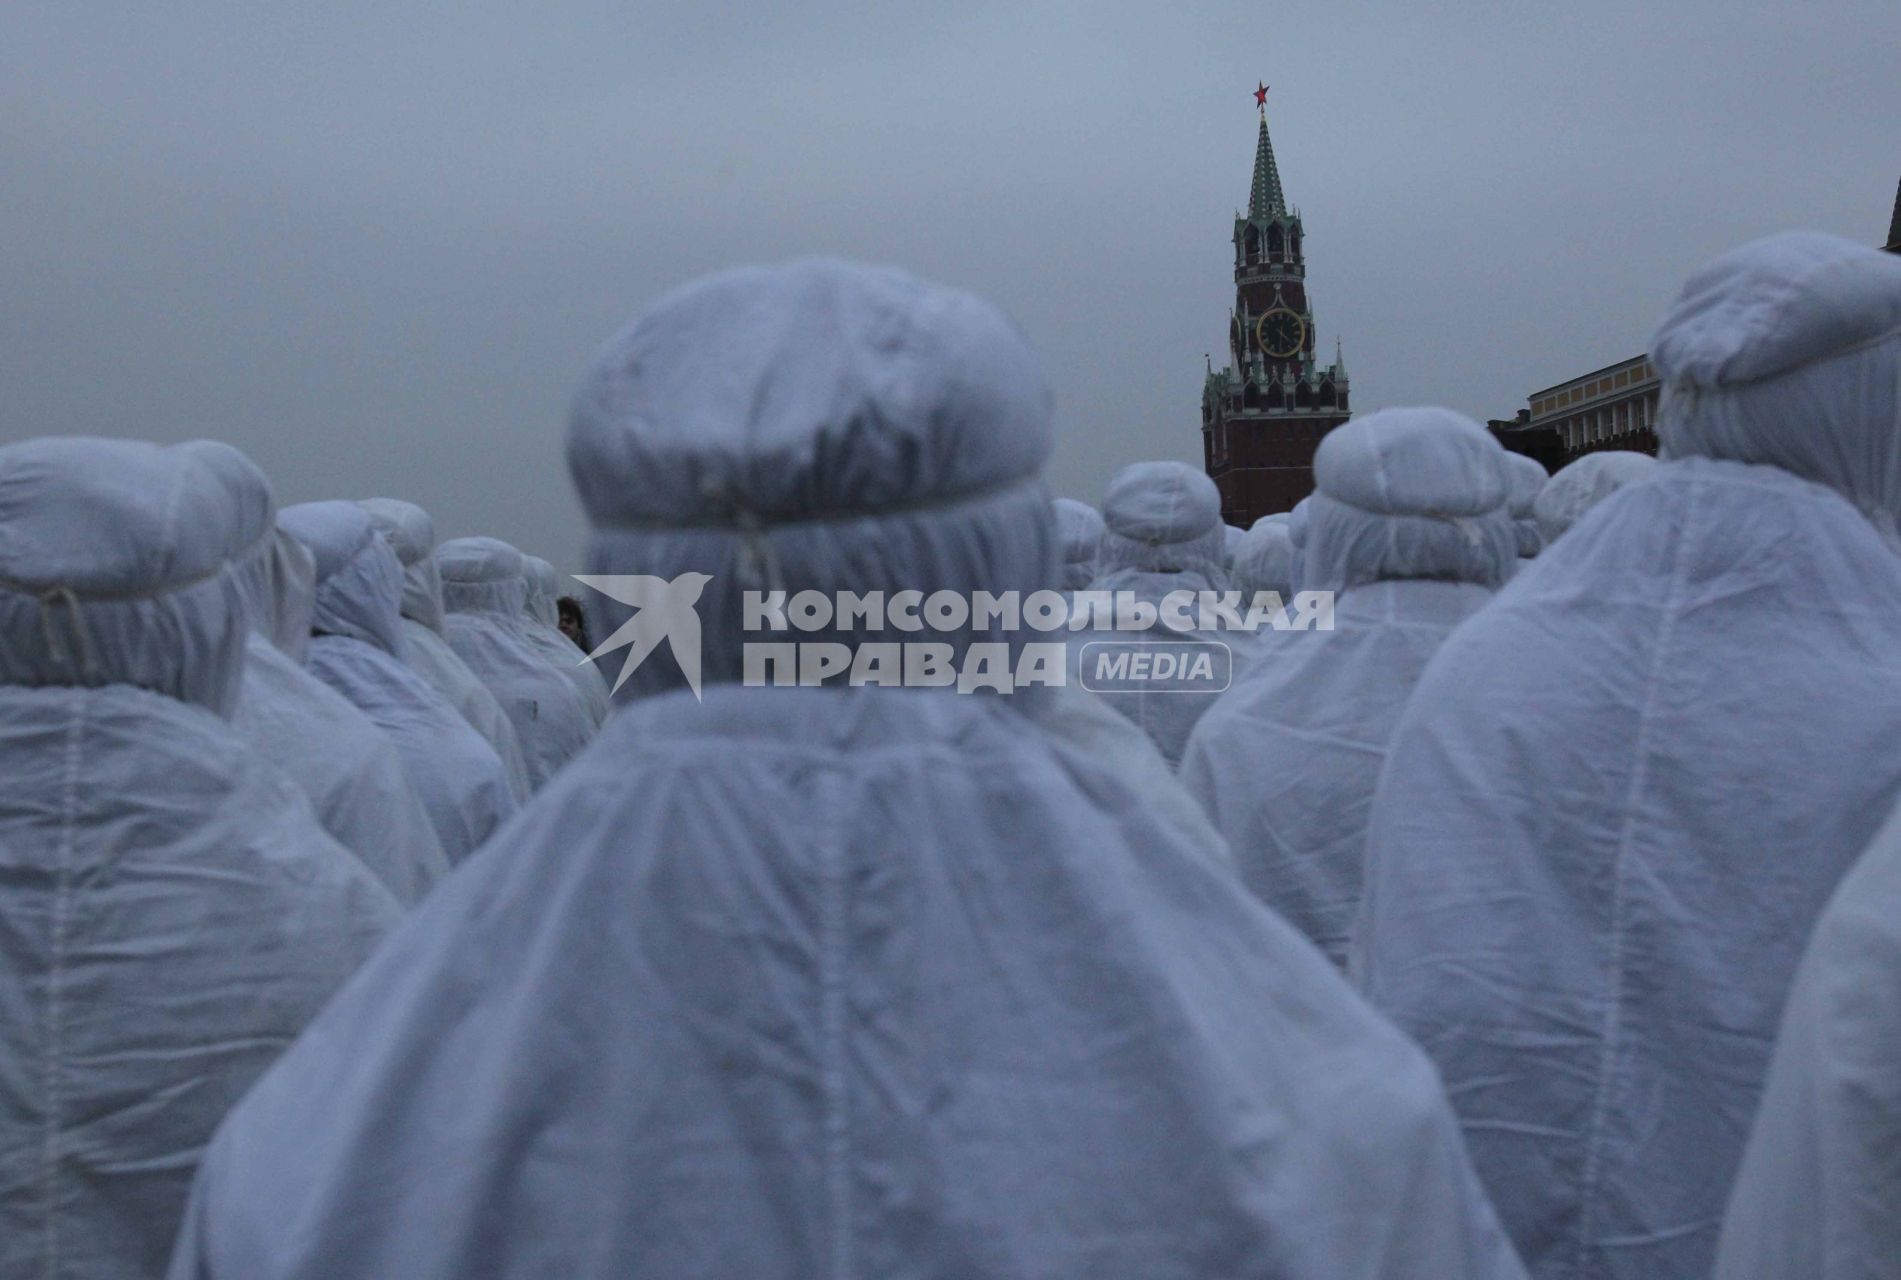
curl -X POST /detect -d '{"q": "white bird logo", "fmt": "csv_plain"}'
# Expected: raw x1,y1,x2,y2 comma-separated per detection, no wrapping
571,572,713,700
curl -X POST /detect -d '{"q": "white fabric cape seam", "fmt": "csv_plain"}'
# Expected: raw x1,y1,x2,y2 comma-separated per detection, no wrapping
1572,466,1705,1274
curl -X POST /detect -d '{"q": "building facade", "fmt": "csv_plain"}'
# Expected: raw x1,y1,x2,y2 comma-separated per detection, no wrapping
1489,354,1661,471
1201,102,1351,527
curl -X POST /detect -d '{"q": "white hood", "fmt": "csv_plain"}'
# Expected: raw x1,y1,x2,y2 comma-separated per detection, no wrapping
1230,514,1294,599
521,554,562,628
1533,451,1658,545
360,495,447,633
0,437,265,717
1300,407,1517,594
1652,229,1901,545
278,500,409,659
1091,460,1228,588
567,257,1057,701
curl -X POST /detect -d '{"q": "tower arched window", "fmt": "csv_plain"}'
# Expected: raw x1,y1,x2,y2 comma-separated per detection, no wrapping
1267,224,1284,257
1244,226,1261,263
1242,383,1263,411
1266,381,1285,409
1317,378,1336,408
1295,380,1314,409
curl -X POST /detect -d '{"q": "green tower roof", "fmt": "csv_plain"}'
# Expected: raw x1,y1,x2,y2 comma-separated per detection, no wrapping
1248,111,1287,221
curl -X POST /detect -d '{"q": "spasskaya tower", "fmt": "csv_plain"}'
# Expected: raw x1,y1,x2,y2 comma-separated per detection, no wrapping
1201,84,1351,526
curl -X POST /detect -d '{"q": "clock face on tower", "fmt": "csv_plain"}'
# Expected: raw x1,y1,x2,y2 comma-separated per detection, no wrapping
1256,308,1306,359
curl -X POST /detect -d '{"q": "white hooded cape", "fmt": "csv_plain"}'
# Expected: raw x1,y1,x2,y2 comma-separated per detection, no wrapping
217,513,450,906
1181,408,1514,965
168,259,1522,1280
436,536,596,789
360,498,534,801
1354,231,1901,1280
281,502,517,864
1077,460,1233,767
0,438,401,1280
1358,462,1901,1276
519,554,611,726
235,638,451,904
168,689,1522,1280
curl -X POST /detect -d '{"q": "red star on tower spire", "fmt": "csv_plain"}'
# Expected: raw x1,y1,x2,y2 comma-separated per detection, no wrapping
1254,82,1269,109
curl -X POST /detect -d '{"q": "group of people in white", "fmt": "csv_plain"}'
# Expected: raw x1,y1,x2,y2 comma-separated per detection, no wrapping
1,228,1896,1279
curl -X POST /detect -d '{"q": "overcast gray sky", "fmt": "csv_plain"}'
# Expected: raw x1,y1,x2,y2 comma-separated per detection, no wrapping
4,1,1896,566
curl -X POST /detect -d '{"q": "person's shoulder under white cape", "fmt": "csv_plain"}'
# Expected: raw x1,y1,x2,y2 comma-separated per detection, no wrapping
169,683,1523,1280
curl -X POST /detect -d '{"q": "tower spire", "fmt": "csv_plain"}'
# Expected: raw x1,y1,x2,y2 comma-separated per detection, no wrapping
1248,85,1287,221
